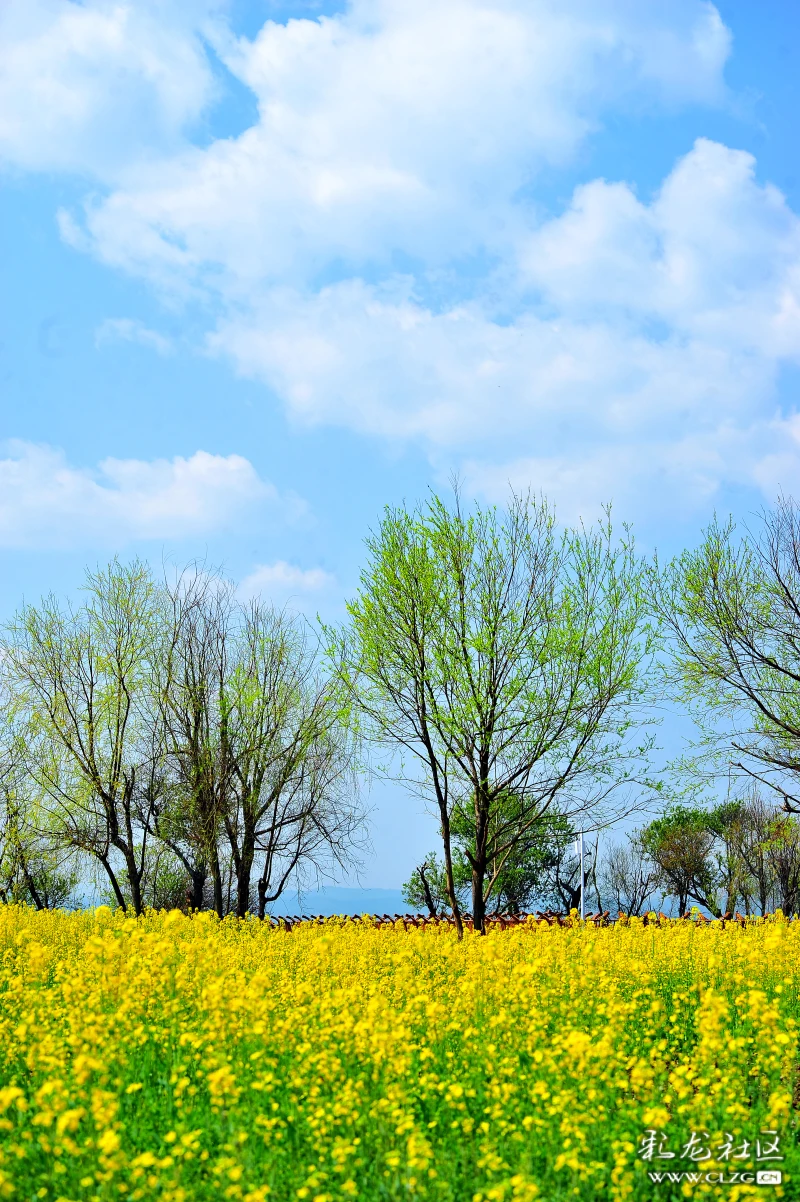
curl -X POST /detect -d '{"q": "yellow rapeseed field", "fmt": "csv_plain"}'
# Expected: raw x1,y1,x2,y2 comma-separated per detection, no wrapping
0,906,797,1201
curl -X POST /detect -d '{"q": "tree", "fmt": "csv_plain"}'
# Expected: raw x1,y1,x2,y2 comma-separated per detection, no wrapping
151,570,238,915
1,559,364,919
0,747,78,909
642,806,720,915
653,499,800,813
640,792,800,917
155,567,364,918
402,852,450,917
462,796,576,914
403,808,579,916
707,799,751,917
598,833,659,916
640,800,752,917
247,714,364,921
765,812,800,914
2,560,159,915
221,600,362,919
537,827,594,914
335,490,657,934
732,789,776,915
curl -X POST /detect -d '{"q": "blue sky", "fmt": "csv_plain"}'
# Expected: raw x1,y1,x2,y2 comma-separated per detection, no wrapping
2,0,799,888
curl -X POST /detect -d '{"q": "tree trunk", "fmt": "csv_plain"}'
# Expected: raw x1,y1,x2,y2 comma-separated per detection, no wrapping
124,848,144,916
210,842,224,917
236,828,256,918
20,854,44,911
472,797,489,934
418,864,438,917
98,854,128,912
439,805,463,939
472,870,486,935
212,870,224,918
188,865,207,910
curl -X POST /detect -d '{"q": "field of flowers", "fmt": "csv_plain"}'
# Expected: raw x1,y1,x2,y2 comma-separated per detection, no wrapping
0,907,798,1202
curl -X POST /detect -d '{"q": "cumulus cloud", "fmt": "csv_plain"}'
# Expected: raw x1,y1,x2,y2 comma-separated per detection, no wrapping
238,560,336,613
57,0,730,286
0,0,218,178
11,1,797,517
519,138,800,357
209,139,800,512
0,442,287,548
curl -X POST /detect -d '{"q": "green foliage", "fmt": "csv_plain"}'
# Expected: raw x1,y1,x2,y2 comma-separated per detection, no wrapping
0,751,80,909
401,852,450,915
335,488,658,929
642,793,800,916
0,559,365,919
652,499,800,806
1,558,160,914
404,807,586,916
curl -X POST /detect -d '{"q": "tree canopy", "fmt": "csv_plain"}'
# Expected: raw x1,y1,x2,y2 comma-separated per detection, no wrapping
333,490,657,933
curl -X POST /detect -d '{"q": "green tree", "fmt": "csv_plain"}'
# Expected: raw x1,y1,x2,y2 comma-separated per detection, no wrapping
403,807,573,917
2,560,159,915
641,800,755,917
641,792,800,917
402,852,450,917
642,805,720,915
151,569,239,916
653,499,800,812
0,752,79,909
335,490,657,934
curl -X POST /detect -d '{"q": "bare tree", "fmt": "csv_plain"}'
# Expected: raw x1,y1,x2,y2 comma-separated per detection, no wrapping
152,570,237,915
766,813,800,913
155,568,365,917
599,833,659,916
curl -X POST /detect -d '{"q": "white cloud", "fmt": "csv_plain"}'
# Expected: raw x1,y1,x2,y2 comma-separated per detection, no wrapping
208,138,800,514
13,1,798,518
95,318,173,356
519,138,800,358
55,0,730,286
208,260,780,445
460,423,800,527
750,415,800,501
0,0,218,178
0,441,286,548
238,560,336,612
